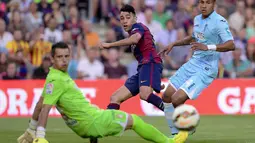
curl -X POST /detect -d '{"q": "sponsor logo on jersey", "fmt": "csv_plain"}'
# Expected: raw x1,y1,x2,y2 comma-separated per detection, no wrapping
197,32,205,40
46,83,53,94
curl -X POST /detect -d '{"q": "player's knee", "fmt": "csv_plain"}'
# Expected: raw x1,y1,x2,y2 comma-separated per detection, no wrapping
162,92,172,103
162,85,176,103
139,86,153,100
109,95,121,104
139,91,152,100
171,93,189,108
171,94,182,107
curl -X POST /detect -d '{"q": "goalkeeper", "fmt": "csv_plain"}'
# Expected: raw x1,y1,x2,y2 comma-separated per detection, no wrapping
17,42,187,143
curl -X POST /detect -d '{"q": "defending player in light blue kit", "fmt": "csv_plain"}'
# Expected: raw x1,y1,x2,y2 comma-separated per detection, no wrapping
159,0,235,138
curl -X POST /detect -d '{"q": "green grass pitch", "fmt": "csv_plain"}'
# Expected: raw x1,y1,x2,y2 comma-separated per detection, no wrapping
1,115,254,143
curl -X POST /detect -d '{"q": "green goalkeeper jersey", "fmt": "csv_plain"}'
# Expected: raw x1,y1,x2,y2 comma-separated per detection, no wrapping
42,67,102,135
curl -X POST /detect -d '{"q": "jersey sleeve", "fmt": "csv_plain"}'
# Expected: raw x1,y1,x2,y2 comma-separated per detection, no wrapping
216,19,233,43
130,23,145,36
42,80,65,105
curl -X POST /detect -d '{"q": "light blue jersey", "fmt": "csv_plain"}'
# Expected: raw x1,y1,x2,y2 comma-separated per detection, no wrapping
169,11,233,99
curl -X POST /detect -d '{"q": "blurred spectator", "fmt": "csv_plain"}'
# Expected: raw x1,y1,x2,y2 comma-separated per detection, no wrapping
8,10,27,34
183,6,199,33
44,16,63,43
130,0,145,23
77,48,104,80
229,1,245,32
100,29,117,63
7,0,20,19
173,0,191,29
238,28,248,46
81,20,100,48
2,61,21,80
245,8,254,22
0,18,13,48
62,30,73,46
64,0,78,19
68,43,80,79
64,6,82,42
245,0,255,8
224,47,253,78
0,2,7,12
163,28,190,71
34,0,54,4
246,20,255,40
217,6,228,19
104,48,127,79
15,49,33,79
108,0,125,40
32,56,51,79
51,1,65,27
37,0,52,14
156,19,177,50
24,2,43,33
247,37,255,63
29,31,52,67
127,59,138,77
143,8,163,37
153,0,172,28
19,0,32,13
0,4,8,24
221,40,247,65
0,52,7,74
6,30,30,60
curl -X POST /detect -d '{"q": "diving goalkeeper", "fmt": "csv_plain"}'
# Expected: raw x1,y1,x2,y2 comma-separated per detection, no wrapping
17,42,187,143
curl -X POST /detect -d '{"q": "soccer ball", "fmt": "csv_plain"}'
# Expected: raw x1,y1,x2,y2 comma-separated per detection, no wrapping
172,104,200,131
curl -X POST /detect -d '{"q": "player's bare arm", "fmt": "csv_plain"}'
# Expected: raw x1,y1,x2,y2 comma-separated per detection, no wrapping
32,96,44,121
37,104,52,128
191,40,235,52
31,104,52,143
100,33,142,49
17,96,44,143
159,36,195,56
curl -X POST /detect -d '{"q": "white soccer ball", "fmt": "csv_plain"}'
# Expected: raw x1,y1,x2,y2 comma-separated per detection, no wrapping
172,104,200,131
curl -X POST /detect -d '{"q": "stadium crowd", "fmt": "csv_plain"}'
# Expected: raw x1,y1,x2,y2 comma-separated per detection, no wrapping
0,0,254,80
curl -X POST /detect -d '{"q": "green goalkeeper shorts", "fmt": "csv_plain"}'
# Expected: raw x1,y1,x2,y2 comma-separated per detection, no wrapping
79,110,129,138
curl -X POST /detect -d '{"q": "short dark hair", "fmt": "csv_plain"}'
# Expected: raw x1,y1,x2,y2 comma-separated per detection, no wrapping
120,4,136,15
51,42,69,57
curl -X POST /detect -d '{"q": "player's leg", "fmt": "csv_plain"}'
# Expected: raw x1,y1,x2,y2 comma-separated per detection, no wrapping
138,63,164,111
172,74,214,107
162,65,190,136
162,84,179,135
126,114,188,143
107,74,139,109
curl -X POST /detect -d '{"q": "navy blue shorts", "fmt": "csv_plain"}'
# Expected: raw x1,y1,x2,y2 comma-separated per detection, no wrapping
124,63,163,96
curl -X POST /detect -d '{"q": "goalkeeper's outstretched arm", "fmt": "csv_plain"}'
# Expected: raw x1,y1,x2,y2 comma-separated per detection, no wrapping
17,96,44,143
32,96,44,121
36,104,53,138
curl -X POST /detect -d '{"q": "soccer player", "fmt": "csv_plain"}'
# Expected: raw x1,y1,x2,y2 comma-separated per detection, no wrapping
159,0,235,137
17,42,187,143
100,5,165,112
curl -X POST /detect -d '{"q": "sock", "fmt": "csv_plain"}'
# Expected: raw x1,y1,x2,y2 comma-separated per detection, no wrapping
146,93,164,111
164,103,179,135
131,114,173,143
107,103,120,110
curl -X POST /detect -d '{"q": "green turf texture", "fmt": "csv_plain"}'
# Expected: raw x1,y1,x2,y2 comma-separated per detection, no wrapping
1,115,254,143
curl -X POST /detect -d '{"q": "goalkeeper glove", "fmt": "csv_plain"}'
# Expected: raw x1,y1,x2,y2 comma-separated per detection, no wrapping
32,138,49,143
17,119,37,143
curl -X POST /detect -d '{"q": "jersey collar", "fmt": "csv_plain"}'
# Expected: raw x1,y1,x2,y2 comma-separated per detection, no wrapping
49,67,68,75
207,11,216,19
